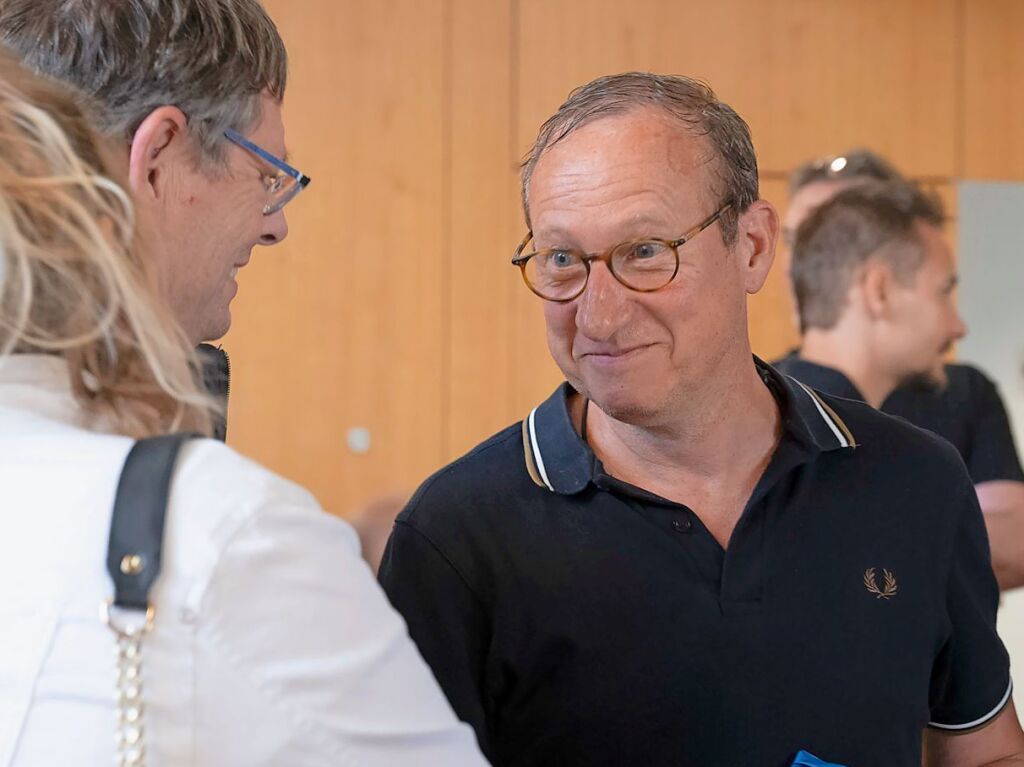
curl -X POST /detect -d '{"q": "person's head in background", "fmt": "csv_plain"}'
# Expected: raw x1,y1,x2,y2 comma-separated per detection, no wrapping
0,45,213,438
0,0,304,345
784,149,904,247
792,180,966,406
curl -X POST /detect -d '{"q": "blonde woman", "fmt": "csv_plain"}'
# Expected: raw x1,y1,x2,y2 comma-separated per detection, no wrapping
0,50,486,767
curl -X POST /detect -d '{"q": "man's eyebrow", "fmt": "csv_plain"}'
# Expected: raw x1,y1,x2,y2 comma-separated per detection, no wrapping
629,214,672,231
533,227,579,247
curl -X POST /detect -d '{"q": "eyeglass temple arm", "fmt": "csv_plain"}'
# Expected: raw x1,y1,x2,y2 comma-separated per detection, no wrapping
512,231,533,264
225,129,310,185
669,204,731,248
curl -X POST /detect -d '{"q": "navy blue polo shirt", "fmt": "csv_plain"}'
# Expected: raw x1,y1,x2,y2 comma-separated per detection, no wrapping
774,352,1024,485
379,362,1010,767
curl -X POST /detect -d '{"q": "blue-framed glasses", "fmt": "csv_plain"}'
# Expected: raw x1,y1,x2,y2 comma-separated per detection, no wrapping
224,129,311,215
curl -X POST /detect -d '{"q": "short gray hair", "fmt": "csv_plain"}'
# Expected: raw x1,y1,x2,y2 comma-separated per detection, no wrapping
0,0,287,164
792,180,945,332
521,72,759,245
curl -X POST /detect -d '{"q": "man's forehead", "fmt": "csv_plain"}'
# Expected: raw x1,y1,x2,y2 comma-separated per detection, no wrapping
538,108,712,173
786,180,847,222
916,220,954,267
530,109,719,226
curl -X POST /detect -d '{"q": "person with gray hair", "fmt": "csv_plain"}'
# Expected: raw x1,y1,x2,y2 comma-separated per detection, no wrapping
380,72,1024,765
0,3,491,765
0,0,308,439
0,0,303,346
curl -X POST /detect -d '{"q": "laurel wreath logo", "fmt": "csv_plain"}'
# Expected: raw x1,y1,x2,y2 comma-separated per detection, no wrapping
863,567,898,599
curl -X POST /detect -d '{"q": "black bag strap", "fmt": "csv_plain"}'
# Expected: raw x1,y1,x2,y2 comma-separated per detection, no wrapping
106,433,195,610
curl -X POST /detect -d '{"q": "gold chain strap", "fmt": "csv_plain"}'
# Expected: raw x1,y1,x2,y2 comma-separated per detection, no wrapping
103,601,154,767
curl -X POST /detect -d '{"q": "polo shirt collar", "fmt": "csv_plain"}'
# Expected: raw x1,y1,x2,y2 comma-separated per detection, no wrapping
775,363,859,453
522,382,595,495
522,358,858,495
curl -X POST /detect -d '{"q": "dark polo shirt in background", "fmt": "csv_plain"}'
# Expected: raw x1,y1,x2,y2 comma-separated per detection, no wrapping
775,352,1024,485
379,362,1010,767
886,364,1024,484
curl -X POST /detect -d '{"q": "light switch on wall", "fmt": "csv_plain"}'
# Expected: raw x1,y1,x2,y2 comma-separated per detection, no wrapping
346,427,372,455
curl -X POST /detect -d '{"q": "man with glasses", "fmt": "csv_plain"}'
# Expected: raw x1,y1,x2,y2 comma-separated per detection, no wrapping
380,72,1024,765
0,0,311,438
0,3,494,762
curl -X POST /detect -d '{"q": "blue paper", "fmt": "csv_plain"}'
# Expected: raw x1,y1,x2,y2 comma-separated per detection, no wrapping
791,750,847,767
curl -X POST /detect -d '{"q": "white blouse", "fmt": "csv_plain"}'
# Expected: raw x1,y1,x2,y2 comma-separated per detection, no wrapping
0,355,487,766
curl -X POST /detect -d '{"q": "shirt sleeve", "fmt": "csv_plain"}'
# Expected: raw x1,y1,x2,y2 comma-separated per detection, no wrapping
194,495,488,766
928,478,1012,730
964,373,1024,484
378,519,494,759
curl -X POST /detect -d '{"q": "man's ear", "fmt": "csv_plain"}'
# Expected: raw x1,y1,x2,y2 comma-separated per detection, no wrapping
127,106,190,204
861,258,894,320
737,199,779,295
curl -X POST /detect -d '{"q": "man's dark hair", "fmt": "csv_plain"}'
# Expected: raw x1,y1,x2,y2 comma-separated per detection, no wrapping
521,72,758,246
789,148,903,195
791,180,945,333
0,0,287,165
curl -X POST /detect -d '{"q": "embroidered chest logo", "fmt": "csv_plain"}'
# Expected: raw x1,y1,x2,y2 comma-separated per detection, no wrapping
863,567,898,600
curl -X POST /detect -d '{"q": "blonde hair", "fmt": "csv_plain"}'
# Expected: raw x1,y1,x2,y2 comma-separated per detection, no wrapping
0,47,213,437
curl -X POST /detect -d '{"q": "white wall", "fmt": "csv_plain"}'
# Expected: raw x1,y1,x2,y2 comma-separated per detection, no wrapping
957,181,1024,676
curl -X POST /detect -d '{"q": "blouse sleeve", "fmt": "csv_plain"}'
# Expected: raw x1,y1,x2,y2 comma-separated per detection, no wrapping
193,488,488,766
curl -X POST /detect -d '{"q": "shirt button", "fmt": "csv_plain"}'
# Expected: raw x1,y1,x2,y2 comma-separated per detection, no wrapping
672,518,692,533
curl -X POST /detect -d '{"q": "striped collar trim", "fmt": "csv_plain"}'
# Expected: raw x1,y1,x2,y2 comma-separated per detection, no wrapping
789,378,858,450
521,415,551,491
521,383,594,495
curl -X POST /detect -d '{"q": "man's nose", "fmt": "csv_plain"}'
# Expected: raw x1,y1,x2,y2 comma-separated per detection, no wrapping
260,209,289,245
575,261,630,339
951,309,968,341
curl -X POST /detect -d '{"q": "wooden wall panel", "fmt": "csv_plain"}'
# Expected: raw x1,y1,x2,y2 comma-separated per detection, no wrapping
216,0,1012,519
963,0,1024,179
446,0,522,460
516,0,957,177
226,0,447,514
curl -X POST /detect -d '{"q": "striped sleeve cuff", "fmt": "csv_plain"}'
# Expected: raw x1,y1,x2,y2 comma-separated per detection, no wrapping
929,678,1013,731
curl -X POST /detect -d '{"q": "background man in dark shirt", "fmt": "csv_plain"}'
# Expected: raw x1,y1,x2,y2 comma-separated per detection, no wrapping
380,72,1024,766
779,180,965,407
778,151,1024,589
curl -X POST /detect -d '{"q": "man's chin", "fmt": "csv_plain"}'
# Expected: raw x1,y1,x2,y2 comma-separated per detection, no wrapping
900,367,948,394
575,380,663,426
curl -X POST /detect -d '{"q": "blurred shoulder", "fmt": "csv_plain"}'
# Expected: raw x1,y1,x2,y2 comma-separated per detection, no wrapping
173,437,320,512
166,439,358,579
819,388,969,474
945,362,1002,403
